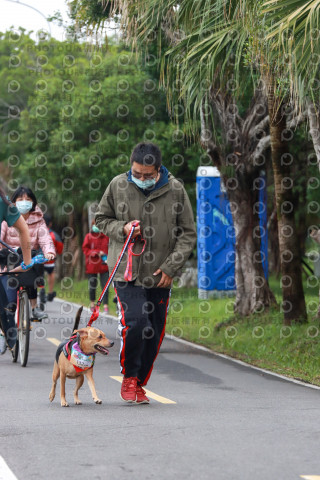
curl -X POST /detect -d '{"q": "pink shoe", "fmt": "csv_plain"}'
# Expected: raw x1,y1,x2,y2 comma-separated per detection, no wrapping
90,306,95,312
103,305,109,314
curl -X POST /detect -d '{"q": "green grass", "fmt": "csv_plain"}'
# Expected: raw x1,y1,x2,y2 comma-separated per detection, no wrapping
55,275,320,386
166,275,320,386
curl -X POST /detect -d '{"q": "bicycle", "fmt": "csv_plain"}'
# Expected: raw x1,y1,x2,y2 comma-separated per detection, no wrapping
11,285,30,367
0,249,50,366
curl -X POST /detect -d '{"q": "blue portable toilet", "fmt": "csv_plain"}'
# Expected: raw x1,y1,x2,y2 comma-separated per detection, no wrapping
197,166,268,299
197,166,236,299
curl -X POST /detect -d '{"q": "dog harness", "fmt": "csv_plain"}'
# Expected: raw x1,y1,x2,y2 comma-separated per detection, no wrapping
57,335,96,373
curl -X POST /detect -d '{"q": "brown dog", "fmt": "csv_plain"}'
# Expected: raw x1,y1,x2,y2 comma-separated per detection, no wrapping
49,307,114,407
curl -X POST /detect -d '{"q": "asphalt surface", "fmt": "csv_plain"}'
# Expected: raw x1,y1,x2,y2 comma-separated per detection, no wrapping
1,299,320,480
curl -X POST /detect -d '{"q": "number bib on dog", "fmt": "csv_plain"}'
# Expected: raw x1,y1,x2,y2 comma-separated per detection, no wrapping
60,335,96,373
69,342,95,371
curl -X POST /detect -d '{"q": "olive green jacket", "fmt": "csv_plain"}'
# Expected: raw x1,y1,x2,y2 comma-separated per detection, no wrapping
95,171,196,288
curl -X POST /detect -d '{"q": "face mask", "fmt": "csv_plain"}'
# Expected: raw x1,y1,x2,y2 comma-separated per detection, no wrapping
92,225,100,233
131,176,157,190
16,200,33,214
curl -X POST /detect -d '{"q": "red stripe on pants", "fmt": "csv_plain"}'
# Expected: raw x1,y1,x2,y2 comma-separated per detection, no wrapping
141,294,170,386
114,287,128,376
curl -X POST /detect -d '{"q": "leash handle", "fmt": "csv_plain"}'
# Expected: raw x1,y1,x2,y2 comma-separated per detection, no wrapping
123,236,146,281
87,221,143,327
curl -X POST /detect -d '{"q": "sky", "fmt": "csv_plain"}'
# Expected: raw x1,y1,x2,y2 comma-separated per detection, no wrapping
0,0,71,40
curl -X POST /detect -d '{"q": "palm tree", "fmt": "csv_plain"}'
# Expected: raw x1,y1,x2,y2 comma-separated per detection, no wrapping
112,0,278,316
76,0,320,323
264,0,320,171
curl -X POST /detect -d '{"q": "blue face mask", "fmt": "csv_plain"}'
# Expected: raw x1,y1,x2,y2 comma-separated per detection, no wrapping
16,200,33,214
131,176,157,190
92,225,100,233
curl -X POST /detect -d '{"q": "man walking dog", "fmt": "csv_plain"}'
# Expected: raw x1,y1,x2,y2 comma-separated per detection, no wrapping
96,142,196,404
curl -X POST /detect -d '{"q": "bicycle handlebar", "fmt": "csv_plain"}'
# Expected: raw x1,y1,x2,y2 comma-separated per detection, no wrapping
0,251,50,274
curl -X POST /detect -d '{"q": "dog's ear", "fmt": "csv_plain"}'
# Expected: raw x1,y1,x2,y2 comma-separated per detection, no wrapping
74,328,88,338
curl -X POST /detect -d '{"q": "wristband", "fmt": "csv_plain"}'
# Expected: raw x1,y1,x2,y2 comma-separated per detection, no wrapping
21,254,47,270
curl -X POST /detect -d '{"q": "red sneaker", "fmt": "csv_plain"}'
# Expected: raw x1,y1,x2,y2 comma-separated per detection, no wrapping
136,384,150,404
120,377,137,403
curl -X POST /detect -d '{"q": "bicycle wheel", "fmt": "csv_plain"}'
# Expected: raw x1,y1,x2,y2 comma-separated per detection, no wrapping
18,290,30,367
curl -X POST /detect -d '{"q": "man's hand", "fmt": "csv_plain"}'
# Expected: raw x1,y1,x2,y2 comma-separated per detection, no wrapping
153,268,173,288
124,220,141,238
45,253,55,261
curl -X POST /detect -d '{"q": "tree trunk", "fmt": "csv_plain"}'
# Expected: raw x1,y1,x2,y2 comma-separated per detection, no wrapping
228,186,276,315
307,100,320,172
268,200,281,277
267,85,307,325
310,229,320,319
201,90,276,316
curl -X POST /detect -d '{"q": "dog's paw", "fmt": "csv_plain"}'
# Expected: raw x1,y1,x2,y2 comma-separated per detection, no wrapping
49,393,55,402
61,401,69,407
94,399,102,404
75,401,82,405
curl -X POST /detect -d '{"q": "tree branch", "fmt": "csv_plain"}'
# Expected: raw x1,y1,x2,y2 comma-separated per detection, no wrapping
250,135,270,165
287,110,307,130
209,89,242,150
243,87,267,136
249,115,269,139
306,100,320,173
200,97,222,167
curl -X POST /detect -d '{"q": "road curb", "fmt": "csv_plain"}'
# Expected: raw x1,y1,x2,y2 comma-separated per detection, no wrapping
54,297,320,392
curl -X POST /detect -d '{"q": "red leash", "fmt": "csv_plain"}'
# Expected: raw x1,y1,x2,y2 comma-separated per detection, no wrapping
124,235,146,281
87,221,145,326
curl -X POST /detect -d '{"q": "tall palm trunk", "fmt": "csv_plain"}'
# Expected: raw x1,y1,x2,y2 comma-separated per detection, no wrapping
267,80,307,325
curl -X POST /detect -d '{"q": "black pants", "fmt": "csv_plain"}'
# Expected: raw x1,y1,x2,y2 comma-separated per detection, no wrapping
87,272,109,304
0,280,16,349
114,281,171,386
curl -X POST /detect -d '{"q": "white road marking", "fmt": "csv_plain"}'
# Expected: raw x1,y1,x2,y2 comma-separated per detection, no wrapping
0,456,19,480
300,476,320,479
47,338,60,347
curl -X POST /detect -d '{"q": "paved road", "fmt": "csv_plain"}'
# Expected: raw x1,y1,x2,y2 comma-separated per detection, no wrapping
1,299,320,480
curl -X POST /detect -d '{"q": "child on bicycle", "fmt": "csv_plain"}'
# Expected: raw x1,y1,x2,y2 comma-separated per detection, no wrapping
0,187,31,353
0,186,55,321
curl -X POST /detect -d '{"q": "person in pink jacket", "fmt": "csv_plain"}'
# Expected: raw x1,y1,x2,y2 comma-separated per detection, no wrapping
0,186,55,320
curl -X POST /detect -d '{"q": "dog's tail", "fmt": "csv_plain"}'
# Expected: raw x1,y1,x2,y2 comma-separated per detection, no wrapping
73,306,83,333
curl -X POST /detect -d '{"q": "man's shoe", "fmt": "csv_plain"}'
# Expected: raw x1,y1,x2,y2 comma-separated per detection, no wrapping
0,333,7,355
47,292,56,301
136,384,150,404
31,307,48,321
120,377,137,403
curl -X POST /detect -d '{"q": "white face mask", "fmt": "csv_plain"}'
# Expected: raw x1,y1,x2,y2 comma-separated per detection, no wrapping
16,200,33,214
131,176,157,190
